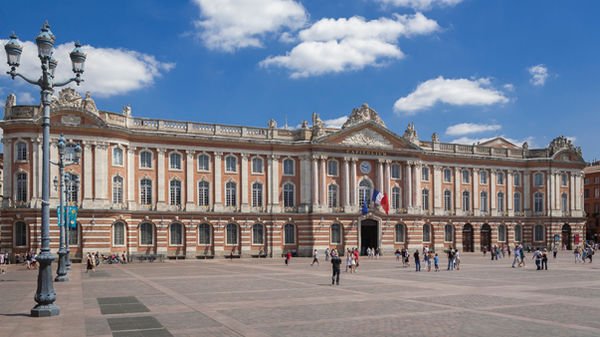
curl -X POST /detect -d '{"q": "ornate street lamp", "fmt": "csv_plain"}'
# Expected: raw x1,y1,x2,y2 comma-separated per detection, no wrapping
4,21,86,317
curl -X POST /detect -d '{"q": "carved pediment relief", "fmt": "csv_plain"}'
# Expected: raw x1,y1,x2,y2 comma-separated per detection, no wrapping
51,88,98,114
340,129,393,148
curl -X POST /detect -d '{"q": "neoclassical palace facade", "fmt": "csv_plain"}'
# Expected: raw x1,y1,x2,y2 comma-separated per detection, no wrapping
0,89,587,258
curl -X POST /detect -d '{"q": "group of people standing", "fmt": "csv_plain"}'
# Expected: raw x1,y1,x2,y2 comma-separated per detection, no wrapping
0,252,9,274
574,245,595,263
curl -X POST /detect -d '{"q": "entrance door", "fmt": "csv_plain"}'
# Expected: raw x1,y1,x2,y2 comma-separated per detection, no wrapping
463,223,474,252
562,224,572,250
480,223,491,252
360,219,378,256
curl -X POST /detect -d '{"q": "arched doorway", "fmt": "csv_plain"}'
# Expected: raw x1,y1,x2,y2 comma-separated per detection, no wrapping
359,219,379,256
480,223,491,252
562,224,572,250
462,223,474,252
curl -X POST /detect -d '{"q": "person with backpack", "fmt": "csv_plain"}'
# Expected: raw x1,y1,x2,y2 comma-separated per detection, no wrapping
330,249,342,286
310,249,320,266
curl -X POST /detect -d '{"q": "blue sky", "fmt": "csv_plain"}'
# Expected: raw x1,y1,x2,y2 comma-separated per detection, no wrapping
1,0,599,161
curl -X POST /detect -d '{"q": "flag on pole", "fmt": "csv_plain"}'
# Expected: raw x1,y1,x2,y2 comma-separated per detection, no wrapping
372,189,390,215
361,199,369,215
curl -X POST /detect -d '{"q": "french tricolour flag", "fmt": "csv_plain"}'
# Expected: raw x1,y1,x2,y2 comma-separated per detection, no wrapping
371,189,389,215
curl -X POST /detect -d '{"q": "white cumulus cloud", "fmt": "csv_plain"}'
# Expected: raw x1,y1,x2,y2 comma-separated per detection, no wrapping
528,64,549,86
193,0,308,52
393,76,509,115
445,122,501,136
376,0,463,10
323,116,348,128
1,40,174,98
260,13,439,78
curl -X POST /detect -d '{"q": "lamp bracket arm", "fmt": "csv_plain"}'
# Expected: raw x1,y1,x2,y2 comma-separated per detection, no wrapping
54,77,83,87
9,72,40,86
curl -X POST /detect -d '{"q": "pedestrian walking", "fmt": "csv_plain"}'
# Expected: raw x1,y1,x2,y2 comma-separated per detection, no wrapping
310,249,320,266
454,249,461,270
86,252,95,273
331,250,341,286
285,251,292,265
346,251,352,272
512,245,521,268
552,245,558,259
414,250,421,272
541,249,548,270
447,247,455,271
324,248,330,262
532,248,542,270
434,253,439,272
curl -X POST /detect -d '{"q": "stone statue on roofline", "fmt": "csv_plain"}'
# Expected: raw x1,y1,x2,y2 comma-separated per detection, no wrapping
432,132,440,143
268,119,277,129
342,103,386,129
403,122,418,144
311,112,325,140
4,93,16,117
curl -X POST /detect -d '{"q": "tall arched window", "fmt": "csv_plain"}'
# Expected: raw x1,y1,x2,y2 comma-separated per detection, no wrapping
16,141,27,161
226,181,237,207
252,224,264,245
68,222,79,246
198,224,211,245
66,173,79,203
112,147,123,166
112,176,123,204
198,181,210,206
140,150,153,168
423,224,432,242
422,189,430,210
331,223,341,244
497,192,505,212
358,180,372,208
561,193,568,212
534,192,544,213
514,224,522,242
498,224,507,242
251,157,263,174
514,192,521,212
198,153,210,171
170,223,183,245
16,172,27,202
169,152,182,170
283,158,295,175
444,190,452,211
226,223,238,245
140,179,152,205
284,223,295,244
480,191,488,213
444,224,454,242
328,184,338,208
225,155,237,173
283,183,295,207
170,179,182,206
534,224,545,242
14,221,27,247
392,187,401,210
252,182,263,207
113,222,125,246
462,191,470,211
140,223,154,245
395,223,405,243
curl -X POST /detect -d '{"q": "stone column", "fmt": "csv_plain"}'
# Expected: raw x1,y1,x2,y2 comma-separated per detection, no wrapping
575,173,583,212
473,169,479,216
507,171,514,216
31,138,40,206
186,150,196,211
156,148,167,211
351,158,358,208
312,155,319,211
454,167,460,215
415,162,422,211
81,142,94,208
569,173,575,213
384,160,391,205
127,147,137,209
555,171,561,211
546,171,552,216
299,155,311,212
2,139,12,207
94,143,109,208
213,152,223,211
49,140,58,202
320,156,327,210
240,153,249,212
524,171,531,215
377,159,384,191
270,155,280,213
405,161,413,210
433,165,442,215
490,170,497,216
343,157,351,212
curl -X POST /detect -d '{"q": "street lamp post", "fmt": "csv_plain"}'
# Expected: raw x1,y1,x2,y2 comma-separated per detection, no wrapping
52,135,81,282
64,173,79,270
4,22,86,317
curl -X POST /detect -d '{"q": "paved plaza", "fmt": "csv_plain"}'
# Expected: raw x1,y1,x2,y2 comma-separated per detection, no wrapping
1,252,600,337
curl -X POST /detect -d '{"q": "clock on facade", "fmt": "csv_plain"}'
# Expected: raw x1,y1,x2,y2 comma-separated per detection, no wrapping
360,161,371,174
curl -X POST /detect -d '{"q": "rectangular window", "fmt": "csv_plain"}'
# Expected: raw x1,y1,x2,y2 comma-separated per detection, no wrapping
283,159,294,176
198,154,210,171
497,172,504,185
584,189,590,198
561,174,568,186
585,178,590,184
596,188,599,198
595,177,600,184
480,171,488,184
534,173,544,187
462,170,469,184
327,160,338,176
391,164,401,179
422,167,429,181
443,169,451,182
252,158,263,174
513,172,521,186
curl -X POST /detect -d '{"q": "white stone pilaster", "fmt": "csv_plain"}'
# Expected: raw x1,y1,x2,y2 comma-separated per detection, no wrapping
213,152,223,211
507,171,514,216
269,155,281,213
570,173,575,213
299,155,311,211
93,143,109,208
433,165,442,215
2,139,12,207
186,150,196,211
312,155,319,211
31,138,40,206
240,153,249,212
490,170,497,216
81,142,93,208
524,172,531,215
384,160,391,204
473,169,479,216
415,162,422,212
127,147,136,209
405,162,412,210
156,148,167,210
377,159,384,191
351,158,357,208
343,157,351,212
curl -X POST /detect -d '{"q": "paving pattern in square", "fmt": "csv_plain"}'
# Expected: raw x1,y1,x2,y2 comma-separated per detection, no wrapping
2,252,600,337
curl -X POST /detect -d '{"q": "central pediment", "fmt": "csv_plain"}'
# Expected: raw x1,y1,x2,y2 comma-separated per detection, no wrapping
340,128,393,148
315,121,420,151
